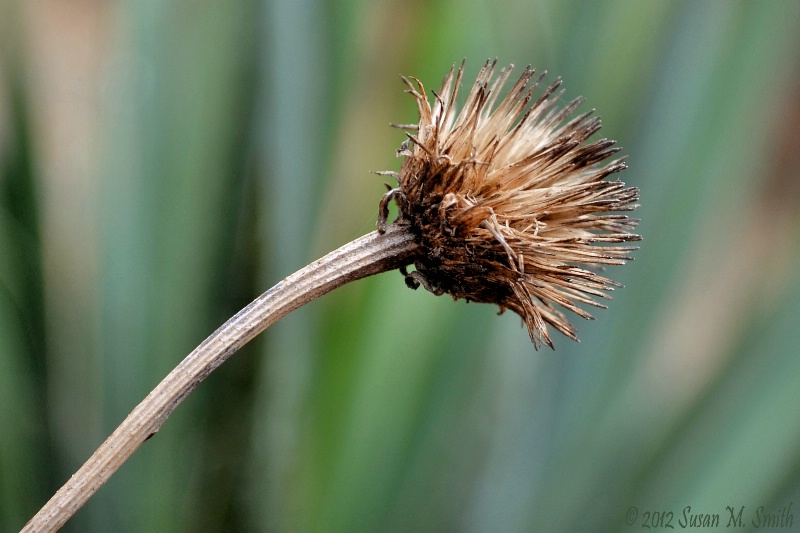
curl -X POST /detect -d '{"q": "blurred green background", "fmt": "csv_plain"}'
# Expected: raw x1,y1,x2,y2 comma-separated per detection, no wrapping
2,1,800,531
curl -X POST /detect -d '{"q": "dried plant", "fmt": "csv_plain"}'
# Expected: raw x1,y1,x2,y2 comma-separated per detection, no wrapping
24,60,639,531
381,60,640,347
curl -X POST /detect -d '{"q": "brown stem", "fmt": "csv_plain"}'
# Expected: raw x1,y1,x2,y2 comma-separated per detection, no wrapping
22,223,418,532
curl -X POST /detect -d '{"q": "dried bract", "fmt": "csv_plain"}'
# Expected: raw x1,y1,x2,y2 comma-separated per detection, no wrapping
379,60,640,348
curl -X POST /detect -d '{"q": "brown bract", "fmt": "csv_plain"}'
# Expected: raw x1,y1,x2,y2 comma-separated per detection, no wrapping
378,60,640,349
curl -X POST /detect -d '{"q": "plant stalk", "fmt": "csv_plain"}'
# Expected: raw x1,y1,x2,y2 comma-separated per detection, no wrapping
22,223,418,532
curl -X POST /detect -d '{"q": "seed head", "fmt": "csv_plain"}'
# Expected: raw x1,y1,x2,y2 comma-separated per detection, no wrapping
378,60,641,348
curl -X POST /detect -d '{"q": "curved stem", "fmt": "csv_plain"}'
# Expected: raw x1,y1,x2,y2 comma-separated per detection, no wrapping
22,223,418,532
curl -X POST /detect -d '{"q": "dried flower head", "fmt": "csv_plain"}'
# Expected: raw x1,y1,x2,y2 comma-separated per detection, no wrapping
378,60,641,348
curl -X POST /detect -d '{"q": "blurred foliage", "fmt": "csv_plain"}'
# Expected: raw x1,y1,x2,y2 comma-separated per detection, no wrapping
1,0,800,531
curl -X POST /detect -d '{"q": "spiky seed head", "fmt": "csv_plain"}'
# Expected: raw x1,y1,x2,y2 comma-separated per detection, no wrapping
383,60,640,348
